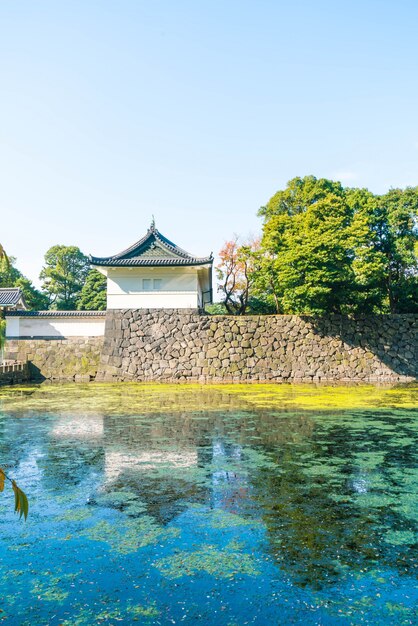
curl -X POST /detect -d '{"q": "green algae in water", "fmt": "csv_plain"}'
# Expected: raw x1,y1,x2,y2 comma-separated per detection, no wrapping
0,382,416,625
384,530,417,545
127,602,160,618
155,542,261,579
83,517,181,554
59,602,161,626
54,508,93,522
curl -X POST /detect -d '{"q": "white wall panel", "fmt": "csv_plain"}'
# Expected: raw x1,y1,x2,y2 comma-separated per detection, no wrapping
6,316,105,338
107,292,199,309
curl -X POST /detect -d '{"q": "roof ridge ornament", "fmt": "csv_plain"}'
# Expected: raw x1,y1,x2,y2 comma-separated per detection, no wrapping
150,215,156,231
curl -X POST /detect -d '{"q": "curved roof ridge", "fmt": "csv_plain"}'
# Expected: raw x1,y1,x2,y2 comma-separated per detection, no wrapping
90,224,213,267
107,228,153,261
153,229,194,259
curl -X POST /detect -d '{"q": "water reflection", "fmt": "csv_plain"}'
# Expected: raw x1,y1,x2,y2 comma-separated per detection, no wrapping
0,383,416,625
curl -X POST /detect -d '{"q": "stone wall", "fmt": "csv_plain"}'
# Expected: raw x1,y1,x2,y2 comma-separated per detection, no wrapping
96,310,417,383
5,337,104,382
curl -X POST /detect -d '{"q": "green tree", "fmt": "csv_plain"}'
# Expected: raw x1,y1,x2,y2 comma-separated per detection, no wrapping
257,177,418,315
77,269,107,310
347,186,418,313
40,245,90,310
378,187,418,312
0,259,46,310
0,257,49,310
259,176,356,315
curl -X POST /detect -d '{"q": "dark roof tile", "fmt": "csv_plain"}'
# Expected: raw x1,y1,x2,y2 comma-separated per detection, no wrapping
0,288,27,308
90,223,213,268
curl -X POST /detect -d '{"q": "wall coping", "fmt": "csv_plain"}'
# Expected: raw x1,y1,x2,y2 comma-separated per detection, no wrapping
6,310,106,317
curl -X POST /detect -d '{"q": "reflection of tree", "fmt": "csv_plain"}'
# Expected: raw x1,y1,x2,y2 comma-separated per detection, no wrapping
43,444,104,493
105,471,208,525
250,419,417,589
44,415,105,491
97,408,317,524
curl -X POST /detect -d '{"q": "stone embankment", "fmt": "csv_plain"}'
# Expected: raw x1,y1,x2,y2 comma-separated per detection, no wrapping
5,337,104,382
96,310,417,383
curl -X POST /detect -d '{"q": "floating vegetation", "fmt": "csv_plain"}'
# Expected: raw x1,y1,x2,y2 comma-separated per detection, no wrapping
59,602,160,625
384,530,417,545
0,382,416,624
1,381,417,415
94,489,140,508
189,505,260,530
126,602,160,618
82,517,180,554
155,542,261,579
54,508,93,522
30,572,76,603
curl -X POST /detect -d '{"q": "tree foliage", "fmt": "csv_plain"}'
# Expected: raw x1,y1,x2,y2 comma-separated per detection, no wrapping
0,257,49,310
77,269,107,311
0,468,28,520
0,244,9,269
255,176,418,315
40,245,90,310
216,237,260,315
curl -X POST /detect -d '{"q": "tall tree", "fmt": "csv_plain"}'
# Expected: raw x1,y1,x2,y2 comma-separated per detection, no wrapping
257,177,418,315
259,176,356,315
40,245,90,310
378,187,418,312
216,237,260,315
77,269,107,311
347,186,418,313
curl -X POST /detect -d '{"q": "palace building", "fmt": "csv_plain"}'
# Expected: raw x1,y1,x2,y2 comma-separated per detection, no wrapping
90,220,213,310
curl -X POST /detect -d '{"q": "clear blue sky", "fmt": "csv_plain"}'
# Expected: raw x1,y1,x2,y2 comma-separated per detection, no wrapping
1,0,418,286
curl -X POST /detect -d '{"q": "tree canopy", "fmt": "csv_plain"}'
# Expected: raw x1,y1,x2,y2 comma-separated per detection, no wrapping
216,237,260,315
249,176,418,315
0,257,48,310
77,269,107,311
40,245,90,310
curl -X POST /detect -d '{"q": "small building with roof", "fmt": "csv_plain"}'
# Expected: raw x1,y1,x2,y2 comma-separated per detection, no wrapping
90,221,213,310
0,288,27,311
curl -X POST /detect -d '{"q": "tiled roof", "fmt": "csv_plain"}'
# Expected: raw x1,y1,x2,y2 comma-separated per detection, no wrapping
0,288,27,308
90,222,213,268
92,257,212,267
5,310,106,317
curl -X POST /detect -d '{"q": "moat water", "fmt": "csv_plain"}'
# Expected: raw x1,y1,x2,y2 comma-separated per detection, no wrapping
0,383,416,625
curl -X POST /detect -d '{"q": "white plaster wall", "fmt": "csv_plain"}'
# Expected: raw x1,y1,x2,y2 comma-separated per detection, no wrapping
6,316,105,338
106,267,200,309
5,316,20,338
108,292,199,309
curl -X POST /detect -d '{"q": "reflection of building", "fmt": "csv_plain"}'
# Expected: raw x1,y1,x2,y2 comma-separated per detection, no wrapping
104,449,198,481
40,397,317,526
91,220,213,309
51,415,104,439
